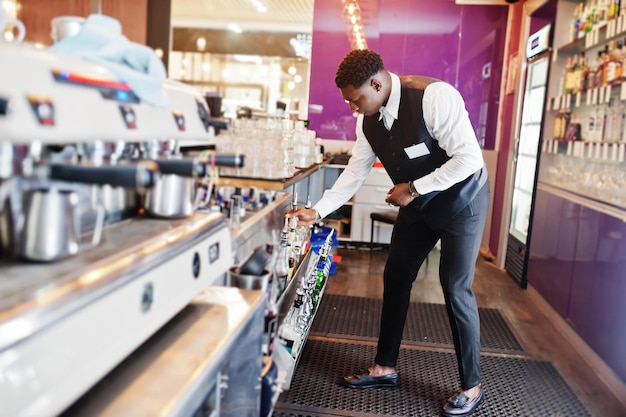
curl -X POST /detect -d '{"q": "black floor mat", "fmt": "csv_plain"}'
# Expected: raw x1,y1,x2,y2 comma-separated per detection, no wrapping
310,294,525,355
274,339,591,417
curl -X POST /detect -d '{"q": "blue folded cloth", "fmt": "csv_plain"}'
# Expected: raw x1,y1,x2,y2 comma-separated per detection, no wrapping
50,14,170,107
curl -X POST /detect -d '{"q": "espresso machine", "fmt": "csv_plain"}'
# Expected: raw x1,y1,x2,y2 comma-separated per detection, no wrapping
0,38,243,416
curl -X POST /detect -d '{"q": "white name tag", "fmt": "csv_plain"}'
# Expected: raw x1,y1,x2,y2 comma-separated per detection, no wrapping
404,142,430,159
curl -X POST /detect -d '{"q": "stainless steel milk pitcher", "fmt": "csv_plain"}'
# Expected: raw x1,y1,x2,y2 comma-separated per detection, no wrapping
17,188,104,262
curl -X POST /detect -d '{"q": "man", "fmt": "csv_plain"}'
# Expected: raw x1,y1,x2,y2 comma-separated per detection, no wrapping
288,49,489,417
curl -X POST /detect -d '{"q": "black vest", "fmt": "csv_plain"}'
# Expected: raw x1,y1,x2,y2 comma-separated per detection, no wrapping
362,76,486,230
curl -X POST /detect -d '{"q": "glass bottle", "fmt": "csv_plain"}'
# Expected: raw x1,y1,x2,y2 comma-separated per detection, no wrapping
278,289,305,357
263,242,279,354
274,220,291,295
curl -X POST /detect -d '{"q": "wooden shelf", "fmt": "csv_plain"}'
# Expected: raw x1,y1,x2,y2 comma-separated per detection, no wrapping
217,161,328,190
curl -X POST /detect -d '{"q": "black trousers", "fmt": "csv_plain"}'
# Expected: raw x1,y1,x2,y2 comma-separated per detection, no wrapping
374,181,490,390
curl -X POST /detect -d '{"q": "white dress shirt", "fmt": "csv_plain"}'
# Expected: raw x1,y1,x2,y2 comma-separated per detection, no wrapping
314,72,484,219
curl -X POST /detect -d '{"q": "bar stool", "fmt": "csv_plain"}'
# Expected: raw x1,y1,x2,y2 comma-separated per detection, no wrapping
369,211,430,265
369,211,398,251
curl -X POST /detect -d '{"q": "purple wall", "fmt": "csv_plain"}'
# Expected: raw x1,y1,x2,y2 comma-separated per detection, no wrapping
307,0,508,150
527,188,626,382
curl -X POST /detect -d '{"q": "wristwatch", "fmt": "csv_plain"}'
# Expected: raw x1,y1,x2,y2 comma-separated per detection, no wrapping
408,181,419,198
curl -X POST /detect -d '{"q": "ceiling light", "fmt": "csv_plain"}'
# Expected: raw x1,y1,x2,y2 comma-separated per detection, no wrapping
290,34,312,60
233,54,262,64
196,37,206,51
228,23,242,33
2,0,18,18
248,0,268,13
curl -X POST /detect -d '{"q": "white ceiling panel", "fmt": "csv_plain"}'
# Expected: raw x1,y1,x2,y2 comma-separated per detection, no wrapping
171,0,315,32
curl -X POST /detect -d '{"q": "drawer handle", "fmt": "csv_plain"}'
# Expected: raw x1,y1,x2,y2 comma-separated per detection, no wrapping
373,205,396,210
375,187,388,192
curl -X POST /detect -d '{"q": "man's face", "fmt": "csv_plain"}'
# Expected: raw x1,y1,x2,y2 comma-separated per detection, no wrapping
340,79,384,117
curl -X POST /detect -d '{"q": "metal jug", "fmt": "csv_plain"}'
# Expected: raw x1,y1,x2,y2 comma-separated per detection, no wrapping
144,174,195,219
17,188,104,262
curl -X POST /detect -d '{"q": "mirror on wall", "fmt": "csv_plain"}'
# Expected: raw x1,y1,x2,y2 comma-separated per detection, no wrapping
169,0,313,120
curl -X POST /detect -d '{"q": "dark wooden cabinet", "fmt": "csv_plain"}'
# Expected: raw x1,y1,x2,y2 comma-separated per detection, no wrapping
18,0,148,45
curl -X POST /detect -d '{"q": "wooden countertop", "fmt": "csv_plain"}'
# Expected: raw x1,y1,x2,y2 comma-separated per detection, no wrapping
217,160,330,190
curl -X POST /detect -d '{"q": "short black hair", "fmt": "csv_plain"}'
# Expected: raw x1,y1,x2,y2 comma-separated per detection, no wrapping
334,49,384,89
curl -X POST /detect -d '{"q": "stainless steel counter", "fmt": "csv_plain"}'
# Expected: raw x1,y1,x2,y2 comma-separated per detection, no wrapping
0,211,226,350
0,212,233,417
61,287,266,417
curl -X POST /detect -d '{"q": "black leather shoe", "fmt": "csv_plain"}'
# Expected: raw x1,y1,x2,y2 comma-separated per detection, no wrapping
442,388,485,416
341,369,399,389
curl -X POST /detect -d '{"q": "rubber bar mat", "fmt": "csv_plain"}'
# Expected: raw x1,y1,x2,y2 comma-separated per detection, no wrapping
309,294,525,354
274,339,592,417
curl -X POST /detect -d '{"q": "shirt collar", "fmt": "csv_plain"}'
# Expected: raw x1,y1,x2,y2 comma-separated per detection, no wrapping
378,73,400,130
383,72,400,121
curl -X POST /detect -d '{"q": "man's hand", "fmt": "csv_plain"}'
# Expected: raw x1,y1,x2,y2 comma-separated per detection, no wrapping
286,208,319,226
385,182,416,207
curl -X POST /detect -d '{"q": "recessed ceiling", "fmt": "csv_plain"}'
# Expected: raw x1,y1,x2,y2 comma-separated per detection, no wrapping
455,0,510,4
171,0,314,33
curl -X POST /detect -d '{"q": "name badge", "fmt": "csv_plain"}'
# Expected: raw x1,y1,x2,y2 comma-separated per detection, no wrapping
404,142,429,159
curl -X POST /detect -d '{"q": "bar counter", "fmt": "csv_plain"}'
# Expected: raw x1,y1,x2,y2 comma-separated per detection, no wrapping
61,287,266,417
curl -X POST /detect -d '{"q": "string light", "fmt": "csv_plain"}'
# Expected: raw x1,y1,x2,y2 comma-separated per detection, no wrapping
341,0,367,50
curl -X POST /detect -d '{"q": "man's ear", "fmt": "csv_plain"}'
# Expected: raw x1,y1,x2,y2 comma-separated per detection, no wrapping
371,79,381,92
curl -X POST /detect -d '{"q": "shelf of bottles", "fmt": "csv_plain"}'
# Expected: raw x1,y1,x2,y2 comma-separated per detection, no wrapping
266,218,335,393
543,0,626,210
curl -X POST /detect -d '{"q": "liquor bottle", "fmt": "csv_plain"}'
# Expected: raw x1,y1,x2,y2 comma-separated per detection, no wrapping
594,50,604,90
278,289,305,356
612,40,622,81
274,220,291,295
618,38,626,81
591,104,606,142
572,53,582,94
566,113,582,141
609,0,616,20
259,241,280,354
554,113,566,140
571,3,582,42
295,196,312,259
618,102,626,143
604,99,619,142
605,41,617,85
617,100,626,142
314,229,334,297
588,53,597,90
564,56,575,95
579,53,589,93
